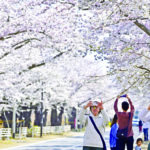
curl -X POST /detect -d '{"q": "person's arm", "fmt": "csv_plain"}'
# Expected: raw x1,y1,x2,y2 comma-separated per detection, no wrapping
79,108,88,125
114,97,119,113
126,95,134,113
79,101,93,125
97,101,109,125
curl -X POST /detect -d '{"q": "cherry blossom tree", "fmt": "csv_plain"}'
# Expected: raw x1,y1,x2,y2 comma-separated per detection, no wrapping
78,0,150,103
0,0,149,114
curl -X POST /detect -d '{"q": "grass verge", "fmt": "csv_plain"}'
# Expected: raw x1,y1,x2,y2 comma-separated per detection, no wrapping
0,131,83,149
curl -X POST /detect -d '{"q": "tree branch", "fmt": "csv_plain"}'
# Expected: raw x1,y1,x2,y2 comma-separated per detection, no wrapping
12,38,41,50
134,20,150,36
19,51,66,75
53,51,65,59
39,31,52,39
19,62,46,75
128,51,150,60
0,52,10,60
0,30,27,41
136,65,150,73
8,30,27,36
28,62,45,70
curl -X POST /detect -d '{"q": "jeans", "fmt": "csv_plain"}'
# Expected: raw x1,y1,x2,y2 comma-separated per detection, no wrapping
139,126,142,132
116,136,134,150
111,147,117,150
143,128,149,141
83,146,103,150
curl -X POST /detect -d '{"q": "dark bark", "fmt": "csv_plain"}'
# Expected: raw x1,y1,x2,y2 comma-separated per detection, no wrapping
28,62,45,70
136,65,150,73
0,30,27,41
68,107,76,129
12,38,41,50
18,110,32,128
57,107,64,125
51,106,58,126
34,109,41,126
134,20,150,36
1,111,13,128
0,52,10,60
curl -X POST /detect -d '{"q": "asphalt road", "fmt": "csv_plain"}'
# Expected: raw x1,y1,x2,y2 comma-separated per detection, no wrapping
4,134,83,150
4,126,142,150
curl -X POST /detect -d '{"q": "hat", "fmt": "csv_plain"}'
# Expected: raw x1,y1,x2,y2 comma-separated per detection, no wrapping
91,101,98,106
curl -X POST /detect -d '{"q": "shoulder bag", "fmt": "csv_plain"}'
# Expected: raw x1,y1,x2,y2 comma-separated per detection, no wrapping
89,116,107,150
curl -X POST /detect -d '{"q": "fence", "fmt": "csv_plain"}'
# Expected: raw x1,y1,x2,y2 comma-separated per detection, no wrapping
0,128,11,140
32,125,71,136
18,127,28,138
0,125,71,139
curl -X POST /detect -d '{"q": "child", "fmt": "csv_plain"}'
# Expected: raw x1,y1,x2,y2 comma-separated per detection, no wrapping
109,114,118,150
135,138,143,150
79,100,109,150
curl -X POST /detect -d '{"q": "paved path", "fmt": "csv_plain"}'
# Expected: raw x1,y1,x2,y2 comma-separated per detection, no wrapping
3,126,149,150
3,134,83,150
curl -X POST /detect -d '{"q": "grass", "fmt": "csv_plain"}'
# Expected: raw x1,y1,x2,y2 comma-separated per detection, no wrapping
0,131,83,149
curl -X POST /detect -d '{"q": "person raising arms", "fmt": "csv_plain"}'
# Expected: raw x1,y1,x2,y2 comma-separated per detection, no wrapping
79,100,109,150
114,94,135,150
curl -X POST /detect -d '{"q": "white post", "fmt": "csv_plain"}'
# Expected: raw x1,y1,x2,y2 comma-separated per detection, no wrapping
19,127,21,139
12,104,16,138
4,110,10,128
75,108,78,131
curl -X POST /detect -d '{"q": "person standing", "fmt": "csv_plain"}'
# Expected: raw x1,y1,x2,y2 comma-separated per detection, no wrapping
138,120,143,133
114,94,135,150
139,104,150,150
109,114,118,150
79,100,109,150
142,121,149,141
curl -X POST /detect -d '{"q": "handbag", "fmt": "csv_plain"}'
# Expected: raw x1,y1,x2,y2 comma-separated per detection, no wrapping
116,113,131,139
89,116,107,150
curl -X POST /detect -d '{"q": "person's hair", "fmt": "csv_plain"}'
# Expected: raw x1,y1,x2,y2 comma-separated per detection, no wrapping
122,101,129,111
136,138,143,144
111,114,118,127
